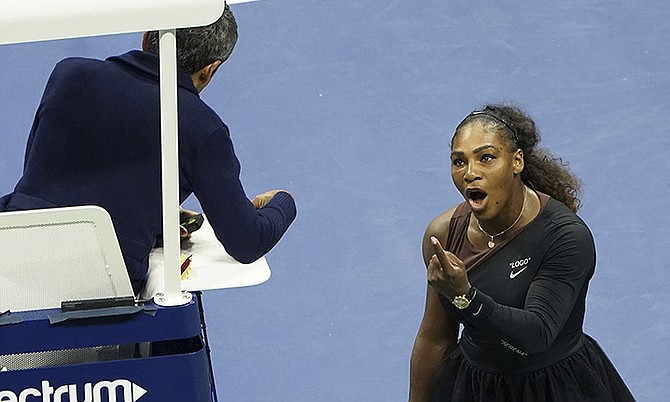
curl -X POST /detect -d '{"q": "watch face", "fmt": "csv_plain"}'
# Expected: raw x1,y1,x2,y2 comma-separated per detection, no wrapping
452,295,470,310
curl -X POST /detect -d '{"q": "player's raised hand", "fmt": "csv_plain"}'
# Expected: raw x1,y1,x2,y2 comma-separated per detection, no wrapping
427,236,471,298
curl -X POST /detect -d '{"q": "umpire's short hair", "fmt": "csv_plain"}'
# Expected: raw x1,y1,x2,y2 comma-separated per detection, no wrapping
145,4,238,74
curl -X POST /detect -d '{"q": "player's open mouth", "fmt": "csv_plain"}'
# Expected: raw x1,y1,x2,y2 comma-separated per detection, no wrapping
466,188,488,210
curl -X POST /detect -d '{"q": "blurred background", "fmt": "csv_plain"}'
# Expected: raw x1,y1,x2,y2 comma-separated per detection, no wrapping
0,0,667,400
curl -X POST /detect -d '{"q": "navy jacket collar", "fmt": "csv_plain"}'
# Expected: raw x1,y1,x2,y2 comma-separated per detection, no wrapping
107,50,200,96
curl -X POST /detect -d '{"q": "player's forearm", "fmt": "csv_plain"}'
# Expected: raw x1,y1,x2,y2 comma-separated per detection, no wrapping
409,335,450,402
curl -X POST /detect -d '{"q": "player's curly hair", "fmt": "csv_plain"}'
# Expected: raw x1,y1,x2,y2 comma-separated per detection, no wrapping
453,103,582,212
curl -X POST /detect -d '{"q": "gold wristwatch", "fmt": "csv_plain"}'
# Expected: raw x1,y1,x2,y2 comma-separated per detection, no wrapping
452,288,476,310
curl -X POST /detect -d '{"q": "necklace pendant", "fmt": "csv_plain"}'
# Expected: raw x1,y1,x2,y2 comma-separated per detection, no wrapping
487,239,495,248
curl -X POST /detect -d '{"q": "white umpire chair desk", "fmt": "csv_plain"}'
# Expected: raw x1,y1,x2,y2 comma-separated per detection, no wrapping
0,1,267,401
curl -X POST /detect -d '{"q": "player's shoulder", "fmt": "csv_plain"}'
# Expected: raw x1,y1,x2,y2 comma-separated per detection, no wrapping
426,203,468,235
423,203,468,251
540,198,594,246
426,205,455,233
542,199,590,230
421,204,465,262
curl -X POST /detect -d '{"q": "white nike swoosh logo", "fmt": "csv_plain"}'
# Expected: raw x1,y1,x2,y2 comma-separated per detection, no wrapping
472,304,483,316
509,266,528,279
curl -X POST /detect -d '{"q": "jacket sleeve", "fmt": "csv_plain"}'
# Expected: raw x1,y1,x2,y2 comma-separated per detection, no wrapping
184,125,296,263
451,221,595,354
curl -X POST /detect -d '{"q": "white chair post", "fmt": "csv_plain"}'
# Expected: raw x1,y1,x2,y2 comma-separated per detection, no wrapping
156,28,191,306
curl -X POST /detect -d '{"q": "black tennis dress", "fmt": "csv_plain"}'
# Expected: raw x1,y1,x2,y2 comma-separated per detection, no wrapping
429,195,635,401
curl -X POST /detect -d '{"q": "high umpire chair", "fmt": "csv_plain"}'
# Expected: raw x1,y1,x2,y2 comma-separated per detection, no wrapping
0,206,216,401
0,1,262,401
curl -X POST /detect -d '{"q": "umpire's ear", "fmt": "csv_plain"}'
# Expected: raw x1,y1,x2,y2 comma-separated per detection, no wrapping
191,60,222,93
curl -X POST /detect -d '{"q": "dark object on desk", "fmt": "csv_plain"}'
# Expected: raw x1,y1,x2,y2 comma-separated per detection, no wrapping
181,214,204,234
154,214,205,247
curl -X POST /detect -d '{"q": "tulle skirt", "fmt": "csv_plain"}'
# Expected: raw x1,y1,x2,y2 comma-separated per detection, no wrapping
428,335,635,402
